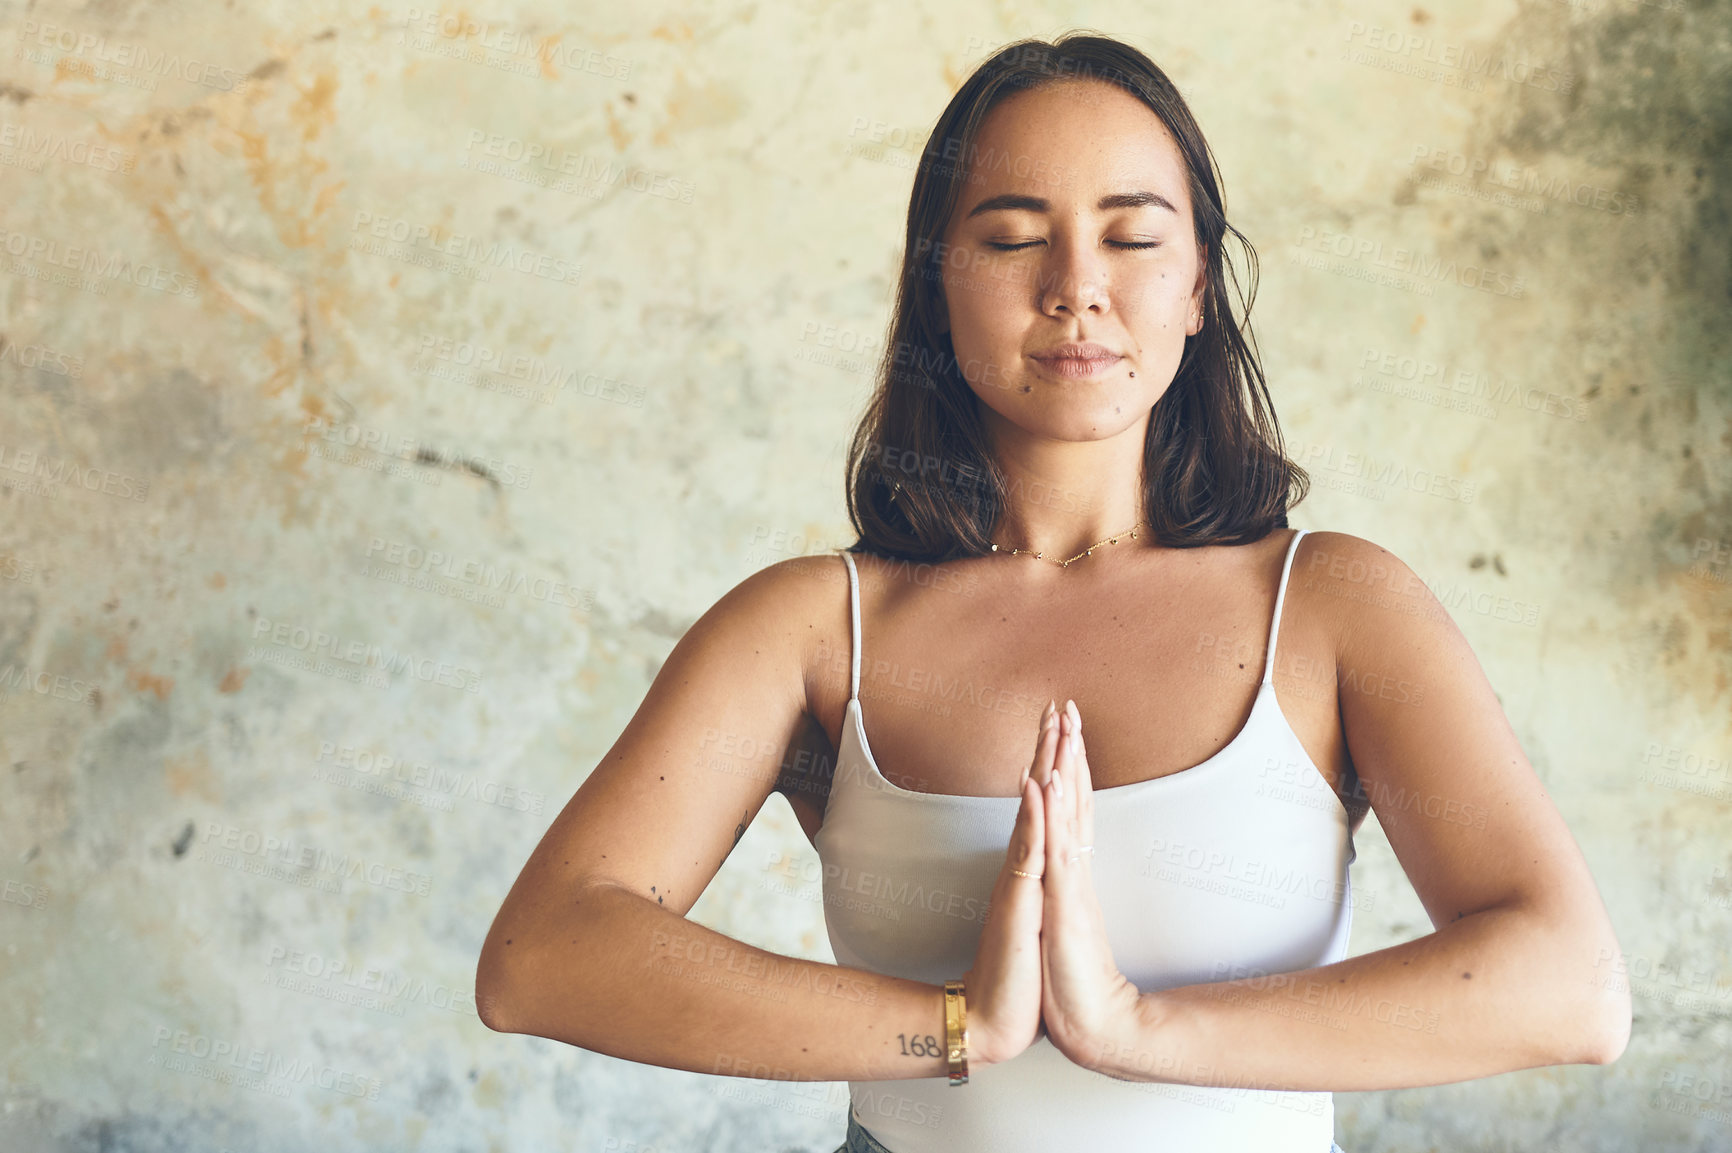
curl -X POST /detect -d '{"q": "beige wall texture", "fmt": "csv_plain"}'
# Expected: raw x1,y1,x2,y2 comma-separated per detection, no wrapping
0,0,1727,1149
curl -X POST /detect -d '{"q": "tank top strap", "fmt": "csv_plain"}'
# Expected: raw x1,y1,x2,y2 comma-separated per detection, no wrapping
1262,528,1310,686
838,550,862,702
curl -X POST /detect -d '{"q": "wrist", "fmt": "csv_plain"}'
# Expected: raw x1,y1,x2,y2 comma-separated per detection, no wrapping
1087,983,1165,1080
955,969,990,1066
942,978,971,1084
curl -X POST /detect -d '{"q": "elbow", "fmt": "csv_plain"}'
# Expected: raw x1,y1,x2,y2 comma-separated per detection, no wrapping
1585,990,1633,1066
1562,964,1632,1066
475,938,525,1035
475,984,518,1035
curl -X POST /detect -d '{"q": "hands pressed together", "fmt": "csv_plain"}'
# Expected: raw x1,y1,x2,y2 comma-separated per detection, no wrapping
961,699,1144,1071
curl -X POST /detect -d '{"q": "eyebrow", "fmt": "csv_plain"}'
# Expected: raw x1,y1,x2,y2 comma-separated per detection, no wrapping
964,190,1178,218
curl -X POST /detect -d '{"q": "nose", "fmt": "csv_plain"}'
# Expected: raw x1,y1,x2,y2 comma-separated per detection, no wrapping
1036,235,1111,318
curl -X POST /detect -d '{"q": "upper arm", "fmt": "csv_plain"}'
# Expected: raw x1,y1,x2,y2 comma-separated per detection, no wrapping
489,556,833,932
775,711,839,847
1309,533,1613,935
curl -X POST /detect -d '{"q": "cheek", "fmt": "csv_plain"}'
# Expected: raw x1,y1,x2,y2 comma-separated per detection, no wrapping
945,272,1019,348
1120,271,1189,330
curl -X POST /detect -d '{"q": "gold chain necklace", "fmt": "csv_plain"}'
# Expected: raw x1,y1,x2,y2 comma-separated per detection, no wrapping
988,520,1145,568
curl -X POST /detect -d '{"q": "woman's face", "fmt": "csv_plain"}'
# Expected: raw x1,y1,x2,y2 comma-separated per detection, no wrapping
937,79,1206,443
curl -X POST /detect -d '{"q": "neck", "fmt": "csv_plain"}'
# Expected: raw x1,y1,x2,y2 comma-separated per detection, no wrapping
985,427,1148,561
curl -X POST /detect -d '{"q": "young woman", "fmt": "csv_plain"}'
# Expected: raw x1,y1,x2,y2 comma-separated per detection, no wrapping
476,33,1630,1153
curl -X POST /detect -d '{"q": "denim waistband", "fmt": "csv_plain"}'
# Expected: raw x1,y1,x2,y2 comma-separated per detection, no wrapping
834,1111,1346,1153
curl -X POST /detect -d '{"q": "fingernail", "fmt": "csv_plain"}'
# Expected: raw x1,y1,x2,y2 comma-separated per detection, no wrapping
1051,765,1063,798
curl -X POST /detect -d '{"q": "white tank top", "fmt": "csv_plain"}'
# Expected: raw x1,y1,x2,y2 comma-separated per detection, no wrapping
813,528,1356,1152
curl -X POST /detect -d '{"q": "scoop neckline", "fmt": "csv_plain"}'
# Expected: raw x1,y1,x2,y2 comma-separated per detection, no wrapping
844,678,1346,820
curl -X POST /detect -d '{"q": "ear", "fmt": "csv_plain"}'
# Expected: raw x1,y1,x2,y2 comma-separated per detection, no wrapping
1188,243,1209,332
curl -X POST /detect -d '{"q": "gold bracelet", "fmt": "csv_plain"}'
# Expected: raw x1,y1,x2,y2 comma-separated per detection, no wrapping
944,979,969,1085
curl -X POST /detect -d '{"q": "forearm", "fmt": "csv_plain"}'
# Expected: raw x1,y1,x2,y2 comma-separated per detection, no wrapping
1091,902,1628,1091
479,881,958,1082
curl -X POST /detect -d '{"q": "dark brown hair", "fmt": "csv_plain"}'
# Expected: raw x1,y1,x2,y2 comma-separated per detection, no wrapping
843,32,1308,563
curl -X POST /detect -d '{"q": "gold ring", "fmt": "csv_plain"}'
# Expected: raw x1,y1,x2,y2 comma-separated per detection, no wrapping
1011,867,1043,879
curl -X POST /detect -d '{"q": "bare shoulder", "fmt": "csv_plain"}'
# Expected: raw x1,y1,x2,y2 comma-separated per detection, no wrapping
715,550,854,705
1292,529,1424,589
686,550,849,636
1288,529,1447,647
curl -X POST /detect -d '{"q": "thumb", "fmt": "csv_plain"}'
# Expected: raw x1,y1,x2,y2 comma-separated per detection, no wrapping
1015,769,1045,878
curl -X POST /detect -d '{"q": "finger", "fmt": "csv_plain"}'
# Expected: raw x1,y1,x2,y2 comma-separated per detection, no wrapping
1024,769,1044,870
1027,699,1059,792
1066,699,1094,854
1044,710,1073,882
1058,704,1081,842
1059,701,1080,842
1006,768,1045,892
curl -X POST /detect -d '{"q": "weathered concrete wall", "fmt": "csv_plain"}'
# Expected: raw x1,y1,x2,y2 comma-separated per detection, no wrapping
0,1,1726,1150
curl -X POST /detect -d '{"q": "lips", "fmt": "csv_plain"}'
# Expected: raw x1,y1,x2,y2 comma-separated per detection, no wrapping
1028,342,1123,378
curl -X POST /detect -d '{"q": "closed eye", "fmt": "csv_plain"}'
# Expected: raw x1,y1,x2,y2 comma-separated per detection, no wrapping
982,239,1163,251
